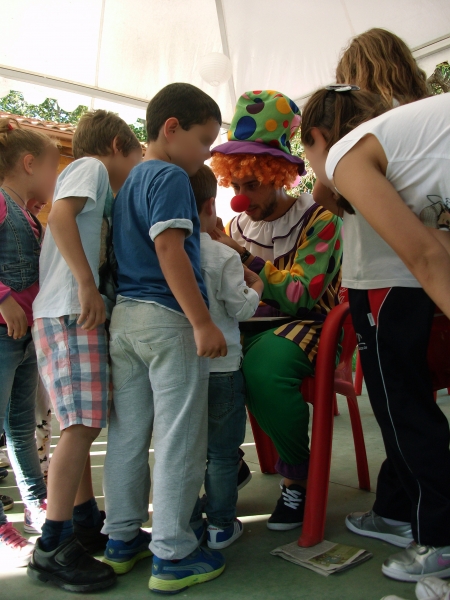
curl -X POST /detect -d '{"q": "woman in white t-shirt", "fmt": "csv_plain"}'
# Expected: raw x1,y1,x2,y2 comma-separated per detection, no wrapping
301,88,450,583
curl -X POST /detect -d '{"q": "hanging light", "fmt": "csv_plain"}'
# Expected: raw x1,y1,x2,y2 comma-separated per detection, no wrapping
199,52,232,86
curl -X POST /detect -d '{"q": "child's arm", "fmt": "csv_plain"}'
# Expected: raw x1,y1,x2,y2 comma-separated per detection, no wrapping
0,295,28,339
334,135,450,319
243,265,264,298
214,254,262,322
0,193,29,338
48,197,105,330
155,228,227,358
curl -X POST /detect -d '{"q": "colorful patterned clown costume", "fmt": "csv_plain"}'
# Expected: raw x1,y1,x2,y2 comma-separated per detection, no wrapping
227,194,343,479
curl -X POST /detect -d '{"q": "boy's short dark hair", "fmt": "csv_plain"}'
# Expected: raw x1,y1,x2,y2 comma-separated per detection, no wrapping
72,109,142,159
146,83,222,142
190,165,218,214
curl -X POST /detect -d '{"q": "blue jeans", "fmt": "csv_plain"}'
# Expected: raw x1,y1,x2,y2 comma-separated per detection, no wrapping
191,369,247,529
0,326,47,525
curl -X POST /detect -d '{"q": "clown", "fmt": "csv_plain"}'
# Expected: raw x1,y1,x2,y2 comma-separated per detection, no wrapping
210,90,343,530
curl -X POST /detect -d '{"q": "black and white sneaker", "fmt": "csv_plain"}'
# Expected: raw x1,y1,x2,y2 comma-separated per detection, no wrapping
267,484,306,531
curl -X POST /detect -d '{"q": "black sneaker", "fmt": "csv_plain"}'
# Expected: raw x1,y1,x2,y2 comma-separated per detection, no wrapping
267,484,306,531
74,510,108,554
0,494,14,511
237,460,252,491
27,535,116,592
0,467,8,481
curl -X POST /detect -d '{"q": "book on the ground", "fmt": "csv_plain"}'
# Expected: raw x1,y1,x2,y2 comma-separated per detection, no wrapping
271,540,373,576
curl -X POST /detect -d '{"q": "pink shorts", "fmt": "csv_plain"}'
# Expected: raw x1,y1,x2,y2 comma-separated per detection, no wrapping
32,316,111,430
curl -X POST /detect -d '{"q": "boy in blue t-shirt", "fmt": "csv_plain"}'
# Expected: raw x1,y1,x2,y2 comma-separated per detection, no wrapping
102,83,227,594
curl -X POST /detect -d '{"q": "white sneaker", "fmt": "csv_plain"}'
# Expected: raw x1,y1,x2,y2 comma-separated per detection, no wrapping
416,576,450,600
0,447,10,468
383,543,450,582
0,522,34,568
24,500,47,534
207,519,243,550
380,596,408,600
346,510,413,548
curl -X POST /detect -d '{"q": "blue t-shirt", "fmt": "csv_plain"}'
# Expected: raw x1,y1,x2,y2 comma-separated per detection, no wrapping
113,160,208,314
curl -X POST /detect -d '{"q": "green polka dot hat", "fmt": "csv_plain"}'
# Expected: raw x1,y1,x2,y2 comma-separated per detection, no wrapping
212,89,305,171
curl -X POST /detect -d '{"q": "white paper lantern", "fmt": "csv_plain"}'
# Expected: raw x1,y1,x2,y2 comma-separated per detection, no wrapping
199,52,232,86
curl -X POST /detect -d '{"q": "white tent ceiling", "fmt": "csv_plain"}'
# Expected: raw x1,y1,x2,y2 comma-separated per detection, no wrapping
1,0,450,126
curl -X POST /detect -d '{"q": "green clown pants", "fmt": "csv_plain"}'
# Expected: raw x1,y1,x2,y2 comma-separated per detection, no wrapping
242,327,314,475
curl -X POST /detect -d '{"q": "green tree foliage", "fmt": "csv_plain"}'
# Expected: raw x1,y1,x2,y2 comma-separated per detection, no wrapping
427,61,450,95
0,90,147,141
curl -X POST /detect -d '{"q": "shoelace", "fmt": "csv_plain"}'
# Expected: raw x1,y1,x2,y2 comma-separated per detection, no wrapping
0,523,29,549
282,488,303,510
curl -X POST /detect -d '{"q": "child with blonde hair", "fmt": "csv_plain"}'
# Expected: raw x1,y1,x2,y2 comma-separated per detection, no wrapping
0,118,59,567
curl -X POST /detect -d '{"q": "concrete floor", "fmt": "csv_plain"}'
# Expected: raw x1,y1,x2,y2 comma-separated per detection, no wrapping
1,387,449,600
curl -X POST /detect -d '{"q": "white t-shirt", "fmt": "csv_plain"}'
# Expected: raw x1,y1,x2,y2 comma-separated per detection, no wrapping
326,93,450,289
33,157,112,318
200,232,260,372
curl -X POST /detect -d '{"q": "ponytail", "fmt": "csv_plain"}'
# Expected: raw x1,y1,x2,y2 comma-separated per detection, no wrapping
0,118,57,179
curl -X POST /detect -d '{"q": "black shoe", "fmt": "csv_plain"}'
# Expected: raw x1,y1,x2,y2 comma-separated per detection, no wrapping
27,535,117,592
237,460,252,491
0,494,14,511
74,510,108,554
267,484,306,531
0,467,8,481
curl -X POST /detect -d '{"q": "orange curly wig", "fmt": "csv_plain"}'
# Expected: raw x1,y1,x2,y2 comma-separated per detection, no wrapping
210,153,299,189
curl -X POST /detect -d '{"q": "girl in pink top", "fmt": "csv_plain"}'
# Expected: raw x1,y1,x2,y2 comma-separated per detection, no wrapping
0,117,59,567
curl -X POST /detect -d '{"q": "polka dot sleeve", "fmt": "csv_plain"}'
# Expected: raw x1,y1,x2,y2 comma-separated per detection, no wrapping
259,210,343,314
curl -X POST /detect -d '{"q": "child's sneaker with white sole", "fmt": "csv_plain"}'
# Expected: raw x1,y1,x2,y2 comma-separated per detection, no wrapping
24,499,47,534
207,519,243,549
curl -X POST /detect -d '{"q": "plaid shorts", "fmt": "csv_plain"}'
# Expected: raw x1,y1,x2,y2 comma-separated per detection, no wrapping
32,316,111,430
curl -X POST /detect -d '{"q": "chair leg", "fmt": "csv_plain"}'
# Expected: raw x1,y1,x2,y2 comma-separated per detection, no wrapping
298,382,335,547
333,393,340,416
354,351,363,396
247,410,278,475
346,395,371,491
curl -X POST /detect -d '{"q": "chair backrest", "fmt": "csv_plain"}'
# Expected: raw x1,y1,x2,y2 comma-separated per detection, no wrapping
428,310,450,391
334,314,357,382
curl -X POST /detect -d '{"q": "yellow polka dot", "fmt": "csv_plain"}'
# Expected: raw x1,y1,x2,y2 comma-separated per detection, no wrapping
266,90,276,95
276,97,291,114
227,130,232,140
264,263,287,284
291,263,305,277
265,119,278,132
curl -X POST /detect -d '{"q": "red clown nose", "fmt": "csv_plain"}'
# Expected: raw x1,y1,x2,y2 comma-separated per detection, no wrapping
230,194,251,213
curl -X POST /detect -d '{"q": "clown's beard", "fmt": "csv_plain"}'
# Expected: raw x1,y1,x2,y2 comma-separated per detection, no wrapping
250,192,277,222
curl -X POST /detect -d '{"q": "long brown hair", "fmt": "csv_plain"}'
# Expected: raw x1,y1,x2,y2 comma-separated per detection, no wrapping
336,28,429,105
301,88,389,151
301,89,390,214
0,117,57,179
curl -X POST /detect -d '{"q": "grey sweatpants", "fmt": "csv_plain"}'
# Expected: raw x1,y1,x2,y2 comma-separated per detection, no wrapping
102,298,209,560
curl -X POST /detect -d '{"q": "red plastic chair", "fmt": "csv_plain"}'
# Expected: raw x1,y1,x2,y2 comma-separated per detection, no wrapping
354,351,364,396
248,301,370,547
